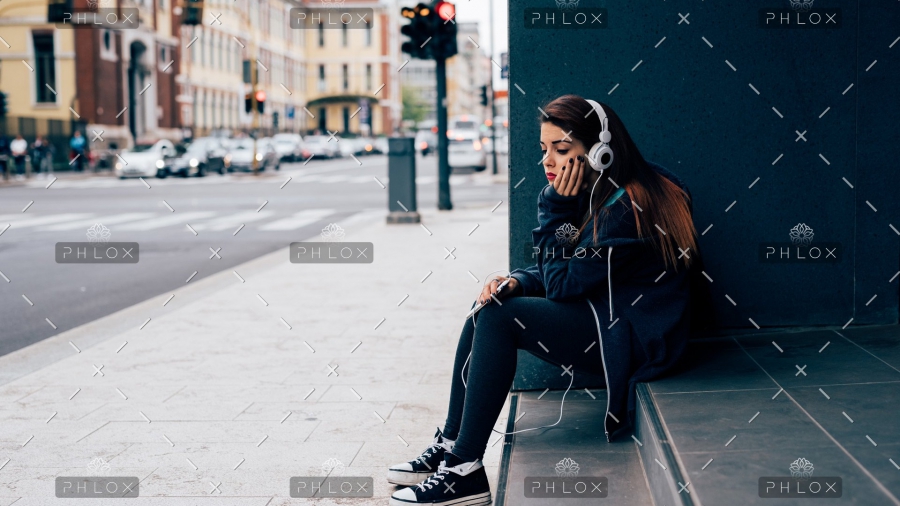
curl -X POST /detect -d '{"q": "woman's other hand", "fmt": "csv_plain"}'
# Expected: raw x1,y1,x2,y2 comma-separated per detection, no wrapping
478,276,519,305
553,155,585,197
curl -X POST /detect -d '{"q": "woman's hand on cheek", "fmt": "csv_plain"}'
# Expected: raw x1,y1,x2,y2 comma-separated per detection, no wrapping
553,155,585,197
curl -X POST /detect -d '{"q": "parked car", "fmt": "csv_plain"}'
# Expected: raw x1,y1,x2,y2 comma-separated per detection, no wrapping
338,137,357,158
225,138,278,172
256,138,281,170
303,135,341,159
272,133,304,162
359,137,379,155
339,137,372,157
415,128,437,156
115,140,175,179
187,137,229,173
497,133,509,154
373,136,389,154
448,116,480,134
167,142,218,177
448,130,487,172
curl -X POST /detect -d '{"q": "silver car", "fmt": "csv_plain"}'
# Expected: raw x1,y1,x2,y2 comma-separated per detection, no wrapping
303,135,341,159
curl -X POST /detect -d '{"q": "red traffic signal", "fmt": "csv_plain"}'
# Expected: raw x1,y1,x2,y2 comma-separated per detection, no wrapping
435,1,455,21
255,90,266,103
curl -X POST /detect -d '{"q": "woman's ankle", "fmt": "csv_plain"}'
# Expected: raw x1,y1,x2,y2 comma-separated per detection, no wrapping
441,426,458,442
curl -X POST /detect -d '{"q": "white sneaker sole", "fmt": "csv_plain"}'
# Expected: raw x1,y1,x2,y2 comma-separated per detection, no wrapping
386,469,434,486
389,491,492,506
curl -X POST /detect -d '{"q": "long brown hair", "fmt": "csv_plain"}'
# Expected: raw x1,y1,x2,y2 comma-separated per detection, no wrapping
539,94,698,271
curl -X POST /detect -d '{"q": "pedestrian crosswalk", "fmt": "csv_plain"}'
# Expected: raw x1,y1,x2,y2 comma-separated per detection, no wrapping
0,208,386,235
23,173,491,189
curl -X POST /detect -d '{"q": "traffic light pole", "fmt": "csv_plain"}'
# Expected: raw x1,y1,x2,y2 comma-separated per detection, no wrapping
489,82,498,175
435,56,452,211
488,0,498,175
250,38,259,175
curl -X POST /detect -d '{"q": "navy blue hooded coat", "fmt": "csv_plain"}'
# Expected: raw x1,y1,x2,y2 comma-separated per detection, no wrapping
509,160,693,442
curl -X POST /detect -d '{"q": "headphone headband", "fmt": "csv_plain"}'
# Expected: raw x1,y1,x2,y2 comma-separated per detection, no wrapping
584,98,608,126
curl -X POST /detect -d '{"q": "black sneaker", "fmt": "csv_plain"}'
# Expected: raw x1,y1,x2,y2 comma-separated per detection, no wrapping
387,427,455,486
389,450,492,506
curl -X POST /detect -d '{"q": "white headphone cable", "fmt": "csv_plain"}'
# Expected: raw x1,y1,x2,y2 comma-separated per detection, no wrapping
462,272,578,436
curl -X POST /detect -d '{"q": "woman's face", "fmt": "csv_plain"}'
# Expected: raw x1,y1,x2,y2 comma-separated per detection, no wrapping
540,122,593,191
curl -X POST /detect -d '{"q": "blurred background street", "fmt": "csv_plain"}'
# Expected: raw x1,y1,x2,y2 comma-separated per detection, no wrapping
0,152,508,358
1,0,511,358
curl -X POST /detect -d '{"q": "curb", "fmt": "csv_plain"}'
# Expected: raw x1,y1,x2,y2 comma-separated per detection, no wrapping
634,382,696,506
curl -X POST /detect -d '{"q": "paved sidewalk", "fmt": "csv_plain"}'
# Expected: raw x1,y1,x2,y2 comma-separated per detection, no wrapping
0,197,512,504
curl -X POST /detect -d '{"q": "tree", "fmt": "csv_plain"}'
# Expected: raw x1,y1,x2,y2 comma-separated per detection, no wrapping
401,85,430,125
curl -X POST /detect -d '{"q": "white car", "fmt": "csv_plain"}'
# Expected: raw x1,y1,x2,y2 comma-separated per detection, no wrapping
497,134,509,154
373,137,389,154
115,140,175,179
448,130,487,172
304,135,341,159
272,133,304,162
225,138,277,172
415,128,437,155
338,137,357,158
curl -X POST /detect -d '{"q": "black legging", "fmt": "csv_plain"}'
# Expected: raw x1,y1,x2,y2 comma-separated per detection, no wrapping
442,294,610,462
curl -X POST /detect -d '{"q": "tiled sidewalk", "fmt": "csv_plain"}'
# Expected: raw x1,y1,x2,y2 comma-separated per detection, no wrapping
0,200,511,505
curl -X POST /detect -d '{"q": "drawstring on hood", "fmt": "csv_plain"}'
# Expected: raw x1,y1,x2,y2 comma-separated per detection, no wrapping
607,246,614,320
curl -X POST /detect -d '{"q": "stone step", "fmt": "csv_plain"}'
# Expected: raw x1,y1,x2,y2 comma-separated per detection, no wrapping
636,325,900,505
498,325,900,504
495,389,653,506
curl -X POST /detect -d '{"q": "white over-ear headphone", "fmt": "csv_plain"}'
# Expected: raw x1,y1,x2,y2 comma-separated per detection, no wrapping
584,99,614,173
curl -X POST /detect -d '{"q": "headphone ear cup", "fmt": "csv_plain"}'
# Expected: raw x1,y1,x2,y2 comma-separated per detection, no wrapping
588,143,614,171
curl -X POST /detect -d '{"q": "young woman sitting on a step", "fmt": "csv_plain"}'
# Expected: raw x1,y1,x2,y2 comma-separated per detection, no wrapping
387,94,699,506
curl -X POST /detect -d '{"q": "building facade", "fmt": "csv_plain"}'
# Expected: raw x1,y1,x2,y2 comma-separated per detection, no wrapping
297,0,400,136
0,0,402,151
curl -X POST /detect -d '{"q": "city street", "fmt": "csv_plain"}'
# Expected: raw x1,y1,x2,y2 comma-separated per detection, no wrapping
0,165,513,504
0,153,508,359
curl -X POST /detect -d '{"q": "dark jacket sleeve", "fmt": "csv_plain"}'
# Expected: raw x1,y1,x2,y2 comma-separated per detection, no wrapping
534,184,648,303
509,263,545,297
508,183,583,298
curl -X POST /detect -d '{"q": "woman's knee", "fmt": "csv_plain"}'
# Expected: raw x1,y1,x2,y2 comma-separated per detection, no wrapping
472,298,527,337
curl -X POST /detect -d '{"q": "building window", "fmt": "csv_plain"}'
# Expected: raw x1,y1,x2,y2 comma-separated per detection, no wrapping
366,64,372,91
342,106,349,133
342,64,348,91
99,29,117,61
365,21,372,46
342,23,348,47
318,64,326,92
33,32,56,104
318,23,324,47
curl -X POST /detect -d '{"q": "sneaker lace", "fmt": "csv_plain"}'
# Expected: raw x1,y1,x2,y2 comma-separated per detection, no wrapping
417,461,450,491
413,442,444,466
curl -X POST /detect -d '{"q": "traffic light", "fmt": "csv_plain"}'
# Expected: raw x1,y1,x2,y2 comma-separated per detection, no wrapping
244,93,252,114
401,1,457,60
182,0,203,25
400,3,434,60
479,85,488,107
255,90,266,114
434,1,458,60
0,92,8,117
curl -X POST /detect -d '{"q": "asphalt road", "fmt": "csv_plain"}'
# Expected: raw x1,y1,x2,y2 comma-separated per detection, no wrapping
0,153,508,358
